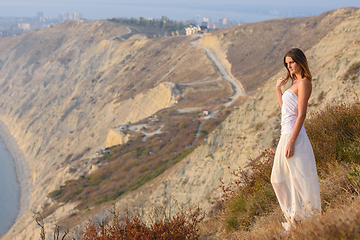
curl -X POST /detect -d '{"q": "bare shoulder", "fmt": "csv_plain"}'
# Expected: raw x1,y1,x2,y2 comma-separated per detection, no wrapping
297,78,312,97
298,78,312,87
298,78,312,90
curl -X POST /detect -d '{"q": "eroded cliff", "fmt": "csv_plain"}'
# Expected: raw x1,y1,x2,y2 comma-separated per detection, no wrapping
1,8,360,239
88,7,360,232
0,20,223,239
199,8,358,92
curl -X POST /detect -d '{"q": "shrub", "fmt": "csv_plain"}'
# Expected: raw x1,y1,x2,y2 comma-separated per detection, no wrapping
347,164,360,193
219,148,276,231
178,122,187,130
48,117,201,209
200,108,231,137
305,102,360,176
48,189,63,198
39,201,205,240
215,100,360,238
343,61,360,81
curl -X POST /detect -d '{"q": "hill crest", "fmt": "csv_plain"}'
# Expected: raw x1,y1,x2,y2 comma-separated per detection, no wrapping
1,8,360,239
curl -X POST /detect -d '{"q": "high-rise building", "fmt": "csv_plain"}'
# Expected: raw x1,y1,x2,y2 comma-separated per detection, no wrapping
63,12,69,20
201,17,211,29
218,18,230,28
18,23,31,31
37,12,43,18
222,18,228,25
73,12,82,20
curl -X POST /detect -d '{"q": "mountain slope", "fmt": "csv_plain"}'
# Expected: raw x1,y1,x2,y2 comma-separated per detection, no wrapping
1,7,360,239
199,7,358,92
0,20,224,239
87,7,360,235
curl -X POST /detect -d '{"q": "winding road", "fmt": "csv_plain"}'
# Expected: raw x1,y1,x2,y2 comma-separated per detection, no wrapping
109,27,132,41
111,34,247,140
189,35,247,137
190,36,245,107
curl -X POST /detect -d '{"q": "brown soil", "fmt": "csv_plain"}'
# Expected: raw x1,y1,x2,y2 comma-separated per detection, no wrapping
206,7,359,92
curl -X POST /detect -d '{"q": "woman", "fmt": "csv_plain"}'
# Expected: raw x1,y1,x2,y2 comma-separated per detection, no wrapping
271,48,321,232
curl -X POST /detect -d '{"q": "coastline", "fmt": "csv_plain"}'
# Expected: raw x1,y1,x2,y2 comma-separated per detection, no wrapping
0,120,31,224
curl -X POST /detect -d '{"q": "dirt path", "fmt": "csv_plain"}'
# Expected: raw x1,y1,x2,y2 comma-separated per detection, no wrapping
190,35,247,136
191,36,246,106
127,124,165,141
109,27,132,41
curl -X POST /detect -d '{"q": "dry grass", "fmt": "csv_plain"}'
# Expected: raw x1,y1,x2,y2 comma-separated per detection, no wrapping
205,8,358,92
44,99,360,239
40,200,205,240
47,99,360,239
216,148,276,232
199,99,360,239
43,85,360,238
343,61,360,81
48,114,201,209
289,198,360,240
222,162,357,240
305,101,360,176
78,202,204,240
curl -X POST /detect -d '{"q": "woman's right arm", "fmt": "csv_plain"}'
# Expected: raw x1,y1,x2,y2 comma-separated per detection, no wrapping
276,77,288,108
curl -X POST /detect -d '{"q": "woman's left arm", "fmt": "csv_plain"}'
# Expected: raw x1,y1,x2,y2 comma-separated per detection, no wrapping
285,80,312,158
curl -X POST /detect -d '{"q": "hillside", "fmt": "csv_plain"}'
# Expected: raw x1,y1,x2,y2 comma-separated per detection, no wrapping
199,7,358,92
1,7,360,239
85,6,360,237
0,20,227,239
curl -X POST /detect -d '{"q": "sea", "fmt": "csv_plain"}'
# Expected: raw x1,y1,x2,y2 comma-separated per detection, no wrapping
0,3,330,24
0,3,332,236
0,135,20,236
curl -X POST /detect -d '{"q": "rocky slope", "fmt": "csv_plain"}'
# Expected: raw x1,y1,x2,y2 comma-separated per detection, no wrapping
2,7,360,239
0,20,224,239
87,6,360,235
199,8,358,92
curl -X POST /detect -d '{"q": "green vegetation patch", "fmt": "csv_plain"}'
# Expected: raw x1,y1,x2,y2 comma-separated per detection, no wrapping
220,149,277,231
343,62,360,81
49,116,201,209
220,100,360,234
37,200,205,240
108,16,186,38
305,102,360,176
201,108,232,133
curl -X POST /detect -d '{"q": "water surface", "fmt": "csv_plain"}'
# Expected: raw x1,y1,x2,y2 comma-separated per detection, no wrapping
0,136,20,236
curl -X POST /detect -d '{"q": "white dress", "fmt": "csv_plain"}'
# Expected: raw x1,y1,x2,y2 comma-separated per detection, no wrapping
271,89,321,226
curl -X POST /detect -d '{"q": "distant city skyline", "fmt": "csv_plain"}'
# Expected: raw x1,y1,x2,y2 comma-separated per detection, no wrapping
0,1,359,23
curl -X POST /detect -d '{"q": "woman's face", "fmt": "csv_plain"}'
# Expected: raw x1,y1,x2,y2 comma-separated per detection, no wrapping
285,56,302,76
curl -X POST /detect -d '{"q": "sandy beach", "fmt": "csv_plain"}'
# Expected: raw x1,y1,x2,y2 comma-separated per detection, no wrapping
0,120,31,223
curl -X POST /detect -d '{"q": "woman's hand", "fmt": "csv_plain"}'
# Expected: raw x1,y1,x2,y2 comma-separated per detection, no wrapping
285,141,295,158
276,77,288,90
276,77,287,108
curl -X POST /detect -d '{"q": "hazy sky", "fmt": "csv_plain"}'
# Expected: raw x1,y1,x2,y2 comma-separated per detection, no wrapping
0,0,359,22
